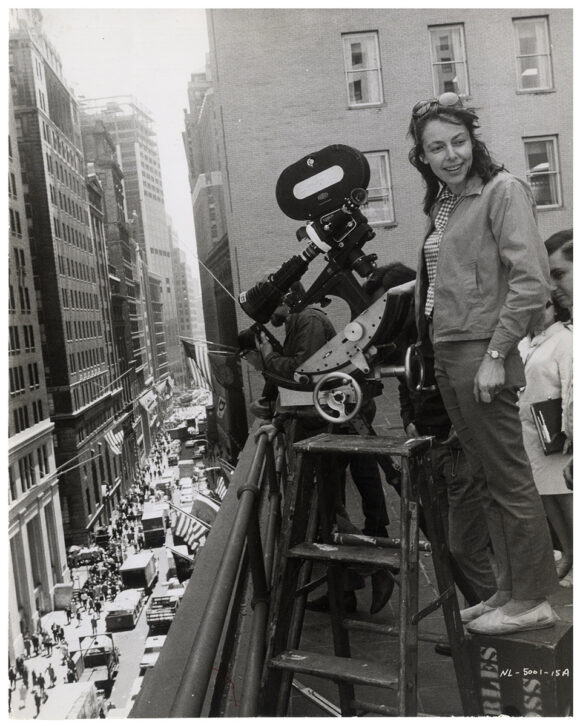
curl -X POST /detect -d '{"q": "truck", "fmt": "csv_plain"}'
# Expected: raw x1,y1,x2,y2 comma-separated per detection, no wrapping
119,551,158,592
77,633,119,695
141,504,167,547
39,682,104,719
104,588,147,631
145,579,185,634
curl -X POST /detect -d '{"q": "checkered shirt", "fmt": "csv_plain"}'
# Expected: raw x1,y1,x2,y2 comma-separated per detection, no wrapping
424,189,459,318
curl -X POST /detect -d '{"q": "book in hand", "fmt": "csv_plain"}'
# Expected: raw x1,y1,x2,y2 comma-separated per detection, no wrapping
530,398,566,455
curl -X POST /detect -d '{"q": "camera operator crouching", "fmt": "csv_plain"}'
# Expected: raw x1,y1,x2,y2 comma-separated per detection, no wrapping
241,282,396,615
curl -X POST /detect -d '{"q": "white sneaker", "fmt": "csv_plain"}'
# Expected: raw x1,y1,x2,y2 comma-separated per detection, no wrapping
459,601,496,624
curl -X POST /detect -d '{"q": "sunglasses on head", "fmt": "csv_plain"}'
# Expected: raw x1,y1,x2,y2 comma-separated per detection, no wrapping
412,91,464,120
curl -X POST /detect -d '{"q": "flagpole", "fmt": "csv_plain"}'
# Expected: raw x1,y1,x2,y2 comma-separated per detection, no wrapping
167,500,212,530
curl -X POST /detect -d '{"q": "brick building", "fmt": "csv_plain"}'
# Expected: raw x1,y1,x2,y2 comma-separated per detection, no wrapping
182,69,248,459
9,10,137,544
9,91,69,660
80,96,183,387
204,8,572,407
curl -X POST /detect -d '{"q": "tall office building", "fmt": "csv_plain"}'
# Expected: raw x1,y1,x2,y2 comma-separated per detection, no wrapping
9,9,133,544
182,67,248,460
204,8,573,410
81,114,153,466
80,96,183,387
9,88,69,660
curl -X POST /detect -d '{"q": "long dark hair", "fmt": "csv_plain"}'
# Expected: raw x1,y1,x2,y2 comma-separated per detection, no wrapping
408,104,504,215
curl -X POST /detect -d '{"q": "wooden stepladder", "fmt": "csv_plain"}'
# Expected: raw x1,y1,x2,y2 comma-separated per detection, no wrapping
261,432,481,717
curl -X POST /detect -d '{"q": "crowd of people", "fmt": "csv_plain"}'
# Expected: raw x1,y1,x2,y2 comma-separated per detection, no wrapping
243,92,573,638
8,428,177,718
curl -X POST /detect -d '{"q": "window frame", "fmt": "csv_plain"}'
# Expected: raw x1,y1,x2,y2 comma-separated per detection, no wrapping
342,31,384,108
513,16,554,93
361,150,396,226
428,23,470,97
523,134,562,209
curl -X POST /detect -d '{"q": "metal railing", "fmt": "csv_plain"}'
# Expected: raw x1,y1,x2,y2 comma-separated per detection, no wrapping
137,425,286,718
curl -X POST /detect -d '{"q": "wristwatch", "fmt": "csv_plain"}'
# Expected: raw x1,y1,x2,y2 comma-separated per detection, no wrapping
486,348,505,361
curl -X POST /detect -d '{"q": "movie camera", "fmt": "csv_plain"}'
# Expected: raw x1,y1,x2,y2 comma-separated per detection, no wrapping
238,144,430,423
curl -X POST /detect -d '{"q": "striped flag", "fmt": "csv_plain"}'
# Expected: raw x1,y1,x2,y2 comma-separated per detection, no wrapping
215,475,227,501
172,509,209,550
104,429,124,457
182,339,213,392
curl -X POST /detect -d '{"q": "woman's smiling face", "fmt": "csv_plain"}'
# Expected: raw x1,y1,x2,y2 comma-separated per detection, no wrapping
420,117,473,195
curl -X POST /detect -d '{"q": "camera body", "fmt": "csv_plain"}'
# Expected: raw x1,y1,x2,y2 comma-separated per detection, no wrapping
239,144,377,324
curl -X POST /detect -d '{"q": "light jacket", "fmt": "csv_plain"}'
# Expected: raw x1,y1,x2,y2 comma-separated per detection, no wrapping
415,171,550,356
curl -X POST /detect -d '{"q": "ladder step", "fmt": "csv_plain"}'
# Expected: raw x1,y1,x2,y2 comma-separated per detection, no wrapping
288,542,400,570
270,649,398,689
343,617,448,644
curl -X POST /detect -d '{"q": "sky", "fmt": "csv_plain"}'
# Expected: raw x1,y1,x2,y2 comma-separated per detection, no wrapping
39,7,211,255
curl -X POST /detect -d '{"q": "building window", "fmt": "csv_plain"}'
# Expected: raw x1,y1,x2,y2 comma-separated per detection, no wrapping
342,32,383,107
9,325,20,355
429,24,469,97
28,362,40,389
513,17,553,92
361,151,395,225
23,324,35,351
524,136,562,208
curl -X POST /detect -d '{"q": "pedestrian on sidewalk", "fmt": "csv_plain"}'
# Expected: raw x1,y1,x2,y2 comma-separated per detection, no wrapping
31,669,38,687
9,665,17,689
43,633,53,657
31,632,39,656
23,633,32,659
76,610,82,628
59,640,69,665
37,672,46,697
45,664,56,688
15,654,25,677
86,595,94,614
18,680,28,710
21,663,29,688
90,615,98,635
80,591,88,611
65,605,72,624
33,688,43,717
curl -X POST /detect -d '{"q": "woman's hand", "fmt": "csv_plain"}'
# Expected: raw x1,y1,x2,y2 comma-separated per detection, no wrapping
563,456,573,490
473,357,505,403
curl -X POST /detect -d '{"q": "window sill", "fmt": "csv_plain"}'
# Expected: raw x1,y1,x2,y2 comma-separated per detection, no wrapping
370,221,398,229
537,204,563,212
515,88,556,96
347,103,386,111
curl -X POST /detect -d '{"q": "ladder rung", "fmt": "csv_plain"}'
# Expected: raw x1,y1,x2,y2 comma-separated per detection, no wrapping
343,617,448,644
270,649,398,689
288,542,400,570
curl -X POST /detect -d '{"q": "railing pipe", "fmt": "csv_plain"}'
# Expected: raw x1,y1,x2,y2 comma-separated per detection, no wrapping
168,433,269,717
239,440,285,716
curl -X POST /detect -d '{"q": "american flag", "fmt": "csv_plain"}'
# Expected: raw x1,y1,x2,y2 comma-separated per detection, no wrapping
215,475,227,501
168,502,209,549
181,339,213,392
